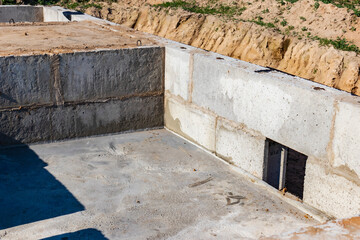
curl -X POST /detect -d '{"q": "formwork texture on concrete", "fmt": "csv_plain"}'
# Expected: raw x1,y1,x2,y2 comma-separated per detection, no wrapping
0,6,43,23
0,129,317,240
0,46,164,144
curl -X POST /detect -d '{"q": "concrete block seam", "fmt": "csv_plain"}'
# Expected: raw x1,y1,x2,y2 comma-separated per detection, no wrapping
188,52,194,103
165,93,217,118
214,115,219,156
216,116,265,139
161,46,166,93
166,93,267,139
50,54,64,106
326,100,339,166
0,91,163,112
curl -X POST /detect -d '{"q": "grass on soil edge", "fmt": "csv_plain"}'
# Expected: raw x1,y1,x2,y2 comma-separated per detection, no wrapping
2,0,360,54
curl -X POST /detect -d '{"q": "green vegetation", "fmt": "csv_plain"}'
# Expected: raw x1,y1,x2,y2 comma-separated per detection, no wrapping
301,26,308,31
250,16,276,28
317,0,360,17
3,0,18,4
312,36,360,53
314,1,320,9
65,1,80,8
153,0,246,16
280,19,287,26
59,0,102,10
350,26,357,31
300,16,306,21
285,25,294,34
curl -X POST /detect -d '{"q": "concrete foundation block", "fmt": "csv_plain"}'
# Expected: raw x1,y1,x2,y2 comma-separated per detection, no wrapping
215,118,265,178
0,107,53,145
60,48,164,102
43,6,69,22
165,96,216,152
0,96,163,145
192,53,338,159
0,6,43,23
51,96,163,140
165,46,192,101
0,55,52,108
332,100,360,178
303,158,360,218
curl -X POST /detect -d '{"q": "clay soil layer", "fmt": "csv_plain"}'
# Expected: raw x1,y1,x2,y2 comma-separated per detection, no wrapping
79,0,360,95
0,21,156,56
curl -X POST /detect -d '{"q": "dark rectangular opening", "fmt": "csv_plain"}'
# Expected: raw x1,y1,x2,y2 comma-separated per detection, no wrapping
263,139,308,199
285,149,308,199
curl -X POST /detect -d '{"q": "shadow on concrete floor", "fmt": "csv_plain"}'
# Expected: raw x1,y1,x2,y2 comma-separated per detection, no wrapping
0,133,84,230
40,228,108,240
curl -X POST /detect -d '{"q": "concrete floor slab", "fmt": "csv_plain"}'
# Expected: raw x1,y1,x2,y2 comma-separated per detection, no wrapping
0,129,317,240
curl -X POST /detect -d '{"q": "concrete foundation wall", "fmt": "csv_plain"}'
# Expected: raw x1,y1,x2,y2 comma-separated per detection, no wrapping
0,47,164,144
303,158,360,218
0,6,105,23
2,5,359,219
0,6,43,22
43,6,115,24
43,6,69,22
163,43,360,219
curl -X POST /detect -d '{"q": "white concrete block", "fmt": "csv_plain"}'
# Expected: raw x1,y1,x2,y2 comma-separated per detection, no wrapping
332,100,360,178
303,158,360,218
165,97,216,151
216,119,265,178
192,52,342,159
165,46,192,101
43,6,116,25
43,6,69,22
70,13,102,22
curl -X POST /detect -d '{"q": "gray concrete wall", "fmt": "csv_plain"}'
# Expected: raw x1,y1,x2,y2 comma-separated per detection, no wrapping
0,47,164,144
163,42,360,219
0,6,43,22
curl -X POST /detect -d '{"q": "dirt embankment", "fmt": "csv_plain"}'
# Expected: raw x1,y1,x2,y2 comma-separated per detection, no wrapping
84,0,360,95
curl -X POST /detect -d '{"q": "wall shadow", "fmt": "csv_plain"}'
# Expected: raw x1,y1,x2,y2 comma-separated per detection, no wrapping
285,148,308,199
62,11,84,21
0,133,84,230
40,228,108,240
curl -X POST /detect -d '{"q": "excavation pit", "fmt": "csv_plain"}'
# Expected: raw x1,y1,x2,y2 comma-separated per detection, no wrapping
0,5,360,239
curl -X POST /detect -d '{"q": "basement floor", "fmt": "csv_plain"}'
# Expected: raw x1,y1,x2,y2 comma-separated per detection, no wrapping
0,129,317,240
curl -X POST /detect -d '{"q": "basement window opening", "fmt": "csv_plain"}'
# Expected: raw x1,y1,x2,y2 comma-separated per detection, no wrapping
263,139,308,199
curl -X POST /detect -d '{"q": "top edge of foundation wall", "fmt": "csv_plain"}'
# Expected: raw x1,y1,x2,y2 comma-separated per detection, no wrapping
0,21,159,56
